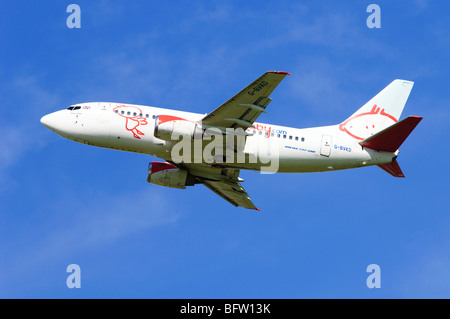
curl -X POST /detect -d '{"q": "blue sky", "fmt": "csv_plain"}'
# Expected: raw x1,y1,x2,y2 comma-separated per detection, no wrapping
1,0,449,298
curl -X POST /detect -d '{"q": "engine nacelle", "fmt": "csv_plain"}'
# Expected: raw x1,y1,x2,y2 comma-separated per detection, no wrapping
154,115,202,141
147,161,196,189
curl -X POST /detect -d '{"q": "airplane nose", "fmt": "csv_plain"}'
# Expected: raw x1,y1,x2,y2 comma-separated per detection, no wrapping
40,111,64,132
40,109,79,139
40,113,55,129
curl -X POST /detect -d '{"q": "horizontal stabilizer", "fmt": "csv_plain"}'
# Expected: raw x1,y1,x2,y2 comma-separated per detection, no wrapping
377,159,405,178
360,116,422,152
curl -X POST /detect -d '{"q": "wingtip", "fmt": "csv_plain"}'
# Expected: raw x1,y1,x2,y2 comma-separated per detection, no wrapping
267,71,291,75
256,208,262,211
409,115,423,120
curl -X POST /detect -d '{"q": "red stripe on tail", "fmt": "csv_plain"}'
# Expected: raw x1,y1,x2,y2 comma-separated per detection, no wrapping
360,116,422,152
377,159,405,178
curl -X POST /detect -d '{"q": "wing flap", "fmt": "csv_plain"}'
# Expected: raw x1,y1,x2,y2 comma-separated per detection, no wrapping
201,179,259,210
175,163,259,210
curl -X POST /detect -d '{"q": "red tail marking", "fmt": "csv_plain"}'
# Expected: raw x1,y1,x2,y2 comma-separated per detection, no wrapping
377,160,405,178
360,116,422,152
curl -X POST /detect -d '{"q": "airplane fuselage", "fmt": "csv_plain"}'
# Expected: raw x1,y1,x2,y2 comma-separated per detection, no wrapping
42,102,395,174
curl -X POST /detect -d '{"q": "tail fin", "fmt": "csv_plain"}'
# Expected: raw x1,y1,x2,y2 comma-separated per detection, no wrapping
359,116,423,152
339,80,414,140
378,159,405,178
360,116,423,178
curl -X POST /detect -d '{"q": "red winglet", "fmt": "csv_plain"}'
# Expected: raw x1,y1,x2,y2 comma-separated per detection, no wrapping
267,71,291,75
256,208,262,211
360,116,422,152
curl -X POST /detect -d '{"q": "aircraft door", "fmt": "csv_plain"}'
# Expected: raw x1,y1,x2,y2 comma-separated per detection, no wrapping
96,102,111,124
320,135,332,157
99,102,110,110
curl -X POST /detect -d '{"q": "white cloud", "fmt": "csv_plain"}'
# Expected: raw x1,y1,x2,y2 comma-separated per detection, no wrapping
396,236,450,297
0,187,179,296
0,75,62,191
43,188,178,251
414,0,428,10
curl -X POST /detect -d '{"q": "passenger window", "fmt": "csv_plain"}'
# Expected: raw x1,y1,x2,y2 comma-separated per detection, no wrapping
265,132,269,137
289,136,292,140
121,111,124,114
139,113,143,117
259,131,262,135
152,115,156,119
146,114,150,118
133,112,137,116
271,133,274,137
115,110,118,113
127,112,130,115
301,137,305,142
295,136,298,141
277,134,280,138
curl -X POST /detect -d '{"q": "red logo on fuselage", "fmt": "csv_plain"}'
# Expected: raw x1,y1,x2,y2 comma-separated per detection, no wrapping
339,105,397,140
157,115,189,125
113,105,148,139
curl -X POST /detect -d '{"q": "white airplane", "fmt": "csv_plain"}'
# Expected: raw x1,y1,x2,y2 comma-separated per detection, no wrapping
41,71,422,210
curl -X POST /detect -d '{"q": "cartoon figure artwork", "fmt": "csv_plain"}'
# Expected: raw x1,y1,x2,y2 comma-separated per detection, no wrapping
113,105,148,139
339,105,397,140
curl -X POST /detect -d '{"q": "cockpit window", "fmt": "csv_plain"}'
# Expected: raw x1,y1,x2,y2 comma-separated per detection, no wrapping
67,106,81,110
73,106,81,110
67,106,74,110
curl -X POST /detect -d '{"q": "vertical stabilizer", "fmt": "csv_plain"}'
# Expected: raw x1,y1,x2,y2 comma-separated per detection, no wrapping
339,80,414,140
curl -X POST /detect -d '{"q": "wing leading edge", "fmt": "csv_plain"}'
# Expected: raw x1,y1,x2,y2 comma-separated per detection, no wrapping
201,71,290,129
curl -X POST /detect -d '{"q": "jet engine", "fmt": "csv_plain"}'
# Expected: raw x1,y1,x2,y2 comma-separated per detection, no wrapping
147,161,196,189
154,116,202,141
